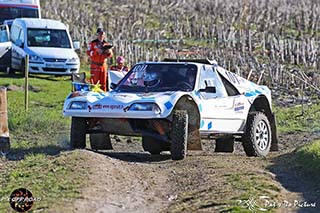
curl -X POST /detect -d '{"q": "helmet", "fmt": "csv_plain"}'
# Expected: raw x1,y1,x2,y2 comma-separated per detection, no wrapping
143,71,161,87
117,56,125,64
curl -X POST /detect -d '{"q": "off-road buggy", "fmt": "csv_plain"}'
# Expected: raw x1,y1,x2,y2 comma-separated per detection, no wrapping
63,59,278,160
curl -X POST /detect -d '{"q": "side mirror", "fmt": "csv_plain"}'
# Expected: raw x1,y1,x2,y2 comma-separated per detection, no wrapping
73,41,80,50
110,82,117,90
237,87,245,95
16,39,23,48
199,86,216,93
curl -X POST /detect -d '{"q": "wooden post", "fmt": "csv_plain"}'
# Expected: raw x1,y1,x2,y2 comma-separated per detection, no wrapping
25,54,29,111
0,87,10,154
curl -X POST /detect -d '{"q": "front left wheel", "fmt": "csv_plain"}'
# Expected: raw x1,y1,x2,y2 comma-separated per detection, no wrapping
242,112,271,157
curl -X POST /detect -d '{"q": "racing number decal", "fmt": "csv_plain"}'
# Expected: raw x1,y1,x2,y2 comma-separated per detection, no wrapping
132,64,148,73
225,70,241,85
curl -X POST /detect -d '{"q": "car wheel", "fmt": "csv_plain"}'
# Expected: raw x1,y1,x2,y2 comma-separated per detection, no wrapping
142,136,166,155
90,133,113,150
70,117,86,149
170,110,188,160
242,112,271,157
215,137,234,153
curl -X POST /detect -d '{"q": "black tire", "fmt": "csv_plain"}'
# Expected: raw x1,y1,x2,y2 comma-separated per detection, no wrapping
90,133,113,150
215,137,234,153
242,112,271,157
142,136,163,155
170,110,188,160
70,117,86,149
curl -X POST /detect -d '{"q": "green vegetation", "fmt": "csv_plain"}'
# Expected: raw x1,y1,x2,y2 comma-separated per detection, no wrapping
275,103,320,133
0,74,90,211
294,140,320,183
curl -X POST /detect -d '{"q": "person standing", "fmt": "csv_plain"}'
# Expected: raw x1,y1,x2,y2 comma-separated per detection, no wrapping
86,28,113,92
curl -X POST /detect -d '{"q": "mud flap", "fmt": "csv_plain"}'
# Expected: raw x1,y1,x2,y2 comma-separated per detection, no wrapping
0,137,10,155
89,133,113,150
270,113,279,152
187,129,202,150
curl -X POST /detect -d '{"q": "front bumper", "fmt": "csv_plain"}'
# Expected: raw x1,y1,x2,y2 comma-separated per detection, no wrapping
29,61,79,75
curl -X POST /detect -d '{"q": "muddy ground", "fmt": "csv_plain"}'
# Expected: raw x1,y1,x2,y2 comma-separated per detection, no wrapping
72,132,320,213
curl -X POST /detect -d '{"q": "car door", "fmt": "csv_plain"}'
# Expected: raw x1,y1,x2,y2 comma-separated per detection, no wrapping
198,65,248,133
0,24,11,72
10,24,25,71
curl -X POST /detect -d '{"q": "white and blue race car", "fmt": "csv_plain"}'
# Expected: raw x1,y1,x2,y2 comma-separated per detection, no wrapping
63,59,278,160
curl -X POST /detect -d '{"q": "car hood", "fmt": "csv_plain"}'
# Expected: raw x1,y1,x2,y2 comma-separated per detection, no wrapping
27,47,78,59
63,91,190,118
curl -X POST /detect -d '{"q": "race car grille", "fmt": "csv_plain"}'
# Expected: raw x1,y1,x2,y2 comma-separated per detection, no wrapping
43,68,67,72
43,58,67,62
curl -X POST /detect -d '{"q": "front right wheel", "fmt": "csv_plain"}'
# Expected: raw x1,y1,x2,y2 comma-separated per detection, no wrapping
242,112,271,157
70,117,86,149
170,110,188,160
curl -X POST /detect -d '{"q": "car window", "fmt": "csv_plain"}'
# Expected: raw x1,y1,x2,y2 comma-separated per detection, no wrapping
116,63,197,92
10,25,20,44
219,73,240,96
199,65,228,99
27,28,71,48
0,26,9,42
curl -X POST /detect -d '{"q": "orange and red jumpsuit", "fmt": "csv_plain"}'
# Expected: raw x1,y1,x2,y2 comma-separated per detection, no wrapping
86,39,113,91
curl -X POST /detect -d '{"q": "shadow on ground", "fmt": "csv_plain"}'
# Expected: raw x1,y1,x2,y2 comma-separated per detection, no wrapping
268,152,320,213
88,149,172,163
6,144,69,161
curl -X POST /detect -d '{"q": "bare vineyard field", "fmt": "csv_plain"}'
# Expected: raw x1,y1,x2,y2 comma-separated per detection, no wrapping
42,0,320,93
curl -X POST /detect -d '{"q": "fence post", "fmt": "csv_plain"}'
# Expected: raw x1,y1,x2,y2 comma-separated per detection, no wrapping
0,87,10,155
25,54,29,111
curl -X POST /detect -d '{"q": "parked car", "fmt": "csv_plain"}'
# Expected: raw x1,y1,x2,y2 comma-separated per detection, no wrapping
0,24,11,73
63,59,278,160
8,18,80,75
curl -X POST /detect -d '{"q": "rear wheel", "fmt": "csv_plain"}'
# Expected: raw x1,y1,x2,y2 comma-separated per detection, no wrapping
70,117,86,149
90,133,113,150
242,112,271,157
170,110,188,160
142,136,163,155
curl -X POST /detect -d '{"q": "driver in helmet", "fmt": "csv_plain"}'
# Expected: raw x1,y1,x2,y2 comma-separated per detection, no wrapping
143,70,162,87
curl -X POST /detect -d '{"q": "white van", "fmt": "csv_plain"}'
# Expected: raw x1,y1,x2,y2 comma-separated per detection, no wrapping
10,18,80,75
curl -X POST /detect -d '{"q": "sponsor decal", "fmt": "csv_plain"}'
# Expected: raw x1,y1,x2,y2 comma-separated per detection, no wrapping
102,105,124,110
208,122,213,130
164,101,173,110
93,104,102,109
234,106,245,112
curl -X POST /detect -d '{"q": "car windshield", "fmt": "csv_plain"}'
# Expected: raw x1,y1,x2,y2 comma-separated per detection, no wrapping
27,28,71,48
115,63,197,92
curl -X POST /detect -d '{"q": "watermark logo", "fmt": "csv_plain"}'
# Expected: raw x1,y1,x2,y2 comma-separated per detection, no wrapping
9,188,37,212
238,196,317,212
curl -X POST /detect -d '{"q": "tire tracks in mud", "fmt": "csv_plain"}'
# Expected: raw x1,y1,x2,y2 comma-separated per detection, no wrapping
73,132,320,212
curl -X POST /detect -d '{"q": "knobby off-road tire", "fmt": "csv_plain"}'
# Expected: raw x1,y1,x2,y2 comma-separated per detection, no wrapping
171,110,188,160
242,112,272,157
215,137,234,153
90,133,113,150
142,136,163,155
70,117,86,149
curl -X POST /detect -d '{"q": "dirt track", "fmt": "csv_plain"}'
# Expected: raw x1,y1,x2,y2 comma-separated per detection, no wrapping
72,132,320,213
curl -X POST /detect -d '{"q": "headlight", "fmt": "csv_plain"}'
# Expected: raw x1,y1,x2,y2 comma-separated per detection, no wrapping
68,101,87,110
68,57,79,63
29,55,42,62
128,103,161,114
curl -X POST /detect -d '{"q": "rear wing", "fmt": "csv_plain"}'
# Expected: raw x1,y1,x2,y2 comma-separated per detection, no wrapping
162,58,217,65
